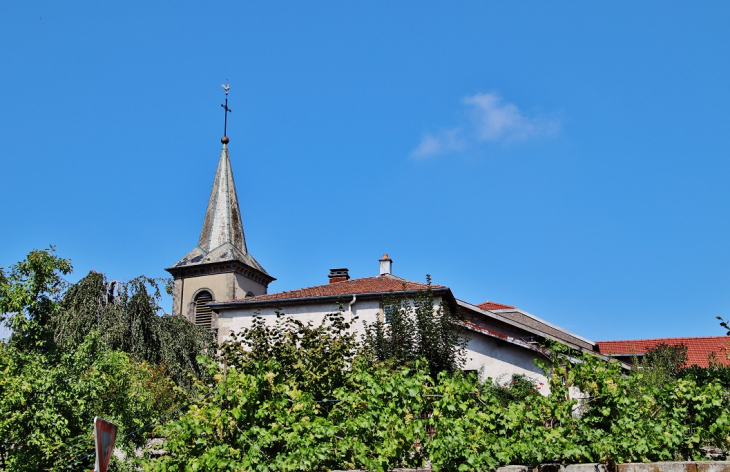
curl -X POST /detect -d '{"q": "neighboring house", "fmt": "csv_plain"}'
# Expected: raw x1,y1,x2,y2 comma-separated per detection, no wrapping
597,337,730,368
165,132,613,392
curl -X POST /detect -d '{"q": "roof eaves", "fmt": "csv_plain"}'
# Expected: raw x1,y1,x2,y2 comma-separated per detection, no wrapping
211,287,452,311
457,300,597,354
458,320,628,369
458,300,583,347
456,320,551,357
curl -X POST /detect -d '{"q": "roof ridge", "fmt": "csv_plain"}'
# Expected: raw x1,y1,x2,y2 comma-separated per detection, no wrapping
255,275,438,296
225,274,445,303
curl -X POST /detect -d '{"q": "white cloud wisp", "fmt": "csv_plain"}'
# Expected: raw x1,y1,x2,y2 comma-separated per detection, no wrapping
411,92,560,159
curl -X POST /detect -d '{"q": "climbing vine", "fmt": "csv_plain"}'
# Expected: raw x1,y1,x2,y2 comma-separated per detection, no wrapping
146,311,730,472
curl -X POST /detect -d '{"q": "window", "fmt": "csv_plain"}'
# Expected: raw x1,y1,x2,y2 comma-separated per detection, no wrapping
194,291,214,329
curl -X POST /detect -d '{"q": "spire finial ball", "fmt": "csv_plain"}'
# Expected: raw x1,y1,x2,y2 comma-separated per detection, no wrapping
221,136,230,144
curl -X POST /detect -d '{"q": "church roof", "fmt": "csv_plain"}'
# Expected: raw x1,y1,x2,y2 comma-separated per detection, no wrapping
167,141,271,279
597,336,730,368
217,274,446,304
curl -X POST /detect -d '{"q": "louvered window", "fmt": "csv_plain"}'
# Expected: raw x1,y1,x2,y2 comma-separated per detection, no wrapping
194,291,214,329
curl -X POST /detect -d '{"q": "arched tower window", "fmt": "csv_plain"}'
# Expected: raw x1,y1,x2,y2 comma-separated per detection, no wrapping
194,291,214,329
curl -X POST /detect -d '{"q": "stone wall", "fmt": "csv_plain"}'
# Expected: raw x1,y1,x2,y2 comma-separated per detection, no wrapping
335,462,730,472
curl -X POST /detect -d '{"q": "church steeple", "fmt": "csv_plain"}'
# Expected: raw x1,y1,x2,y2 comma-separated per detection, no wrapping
198,139,249,255
168,134,272,278
166,84,274,326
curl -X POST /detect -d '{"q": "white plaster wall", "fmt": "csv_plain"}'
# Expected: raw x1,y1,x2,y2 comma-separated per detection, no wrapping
217,298,384,344
462,330,550,395
217,296,551,396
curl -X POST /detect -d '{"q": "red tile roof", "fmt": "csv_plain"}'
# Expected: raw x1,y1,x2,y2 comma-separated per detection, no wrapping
596,336,730,368
476,301,517,311
227,275,445,303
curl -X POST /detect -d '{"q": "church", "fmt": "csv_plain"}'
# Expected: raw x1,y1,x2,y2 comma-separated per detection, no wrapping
164,115,613,391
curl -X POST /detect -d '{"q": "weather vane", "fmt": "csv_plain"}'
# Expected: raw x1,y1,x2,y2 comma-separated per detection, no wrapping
221,79,231,139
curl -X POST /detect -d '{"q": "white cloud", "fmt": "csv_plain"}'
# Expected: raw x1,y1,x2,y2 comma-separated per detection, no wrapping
410,128,466,159
411,92,560,158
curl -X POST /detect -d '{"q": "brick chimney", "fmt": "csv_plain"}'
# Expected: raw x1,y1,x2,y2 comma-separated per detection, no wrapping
328,268,350,284
379,254,392,276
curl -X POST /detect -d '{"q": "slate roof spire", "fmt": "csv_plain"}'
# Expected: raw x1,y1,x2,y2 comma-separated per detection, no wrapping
166,135,272,282
198,138,248,254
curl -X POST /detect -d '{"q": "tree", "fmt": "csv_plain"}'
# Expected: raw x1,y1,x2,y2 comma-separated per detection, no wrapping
363,276,467,376
146,310,434,472
633,343,688,389
0,248,214,470
52,270,215,392
0,332,182,471
0,247,71,352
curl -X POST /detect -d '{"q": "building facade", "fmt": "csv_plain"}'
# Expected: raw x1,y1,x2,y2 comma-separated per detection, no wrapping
167,133,611,392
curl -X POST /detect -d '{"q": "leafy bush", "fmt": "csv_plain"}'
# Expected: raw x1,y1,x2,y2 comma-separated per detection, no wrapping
145,311,730,471
221,309,359,401
0,248,213,470
488,373,543,407
0,331,185,471
363,276,467,377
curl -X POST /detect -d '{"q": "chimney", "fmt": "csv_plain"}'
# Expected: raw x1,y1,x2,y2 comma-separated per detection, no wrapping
379,254,393,276
328,268,350,284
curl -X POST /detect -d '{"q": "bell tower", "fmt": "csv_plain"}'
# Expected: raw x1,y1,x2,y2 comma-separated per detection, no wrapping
166,84,274,329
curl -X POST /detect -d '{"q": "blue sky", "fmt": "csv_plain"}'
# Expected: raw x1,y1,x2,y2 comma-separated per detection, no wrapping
2,2,730,341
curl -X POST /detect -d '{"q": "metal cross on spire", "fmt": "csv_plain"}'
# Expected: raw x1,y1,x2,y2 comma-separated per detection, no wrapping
221,79,232,138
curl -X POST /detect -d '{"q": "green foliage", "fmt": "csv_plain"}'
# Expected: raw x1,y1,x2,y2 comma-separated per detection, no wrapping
488,374,543,407
145,357,434,472
146,313,730,471
644,343,689,372
679,359,730,390
0,331,185,471
634,343,689,390
429,348,730,469
221,309,359,401
0,248,213,470
6,249,730,470
148,310,435,471
52,270,215,391
0,247,71,352
363,276,467,376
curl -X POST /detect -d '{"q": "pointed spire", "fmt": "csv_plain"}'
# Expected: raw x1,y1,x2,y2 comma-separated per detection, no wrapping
168,135,272,278
198,138,247,254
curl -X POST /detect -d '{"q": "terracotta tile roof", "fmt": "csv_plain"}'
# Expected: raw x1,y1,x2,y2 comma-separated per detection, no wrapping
227,275,445,303
476,301,517,311
596,336,730,368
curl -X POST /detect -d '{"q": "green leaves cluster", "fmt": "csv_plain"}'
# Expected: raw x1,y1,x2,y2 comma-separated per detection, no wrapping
147,312,730,471
0,332,181,471
221,309,358,401
429,348,730,469
364,276,467,376
53,270,215,391
0,248,213,471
